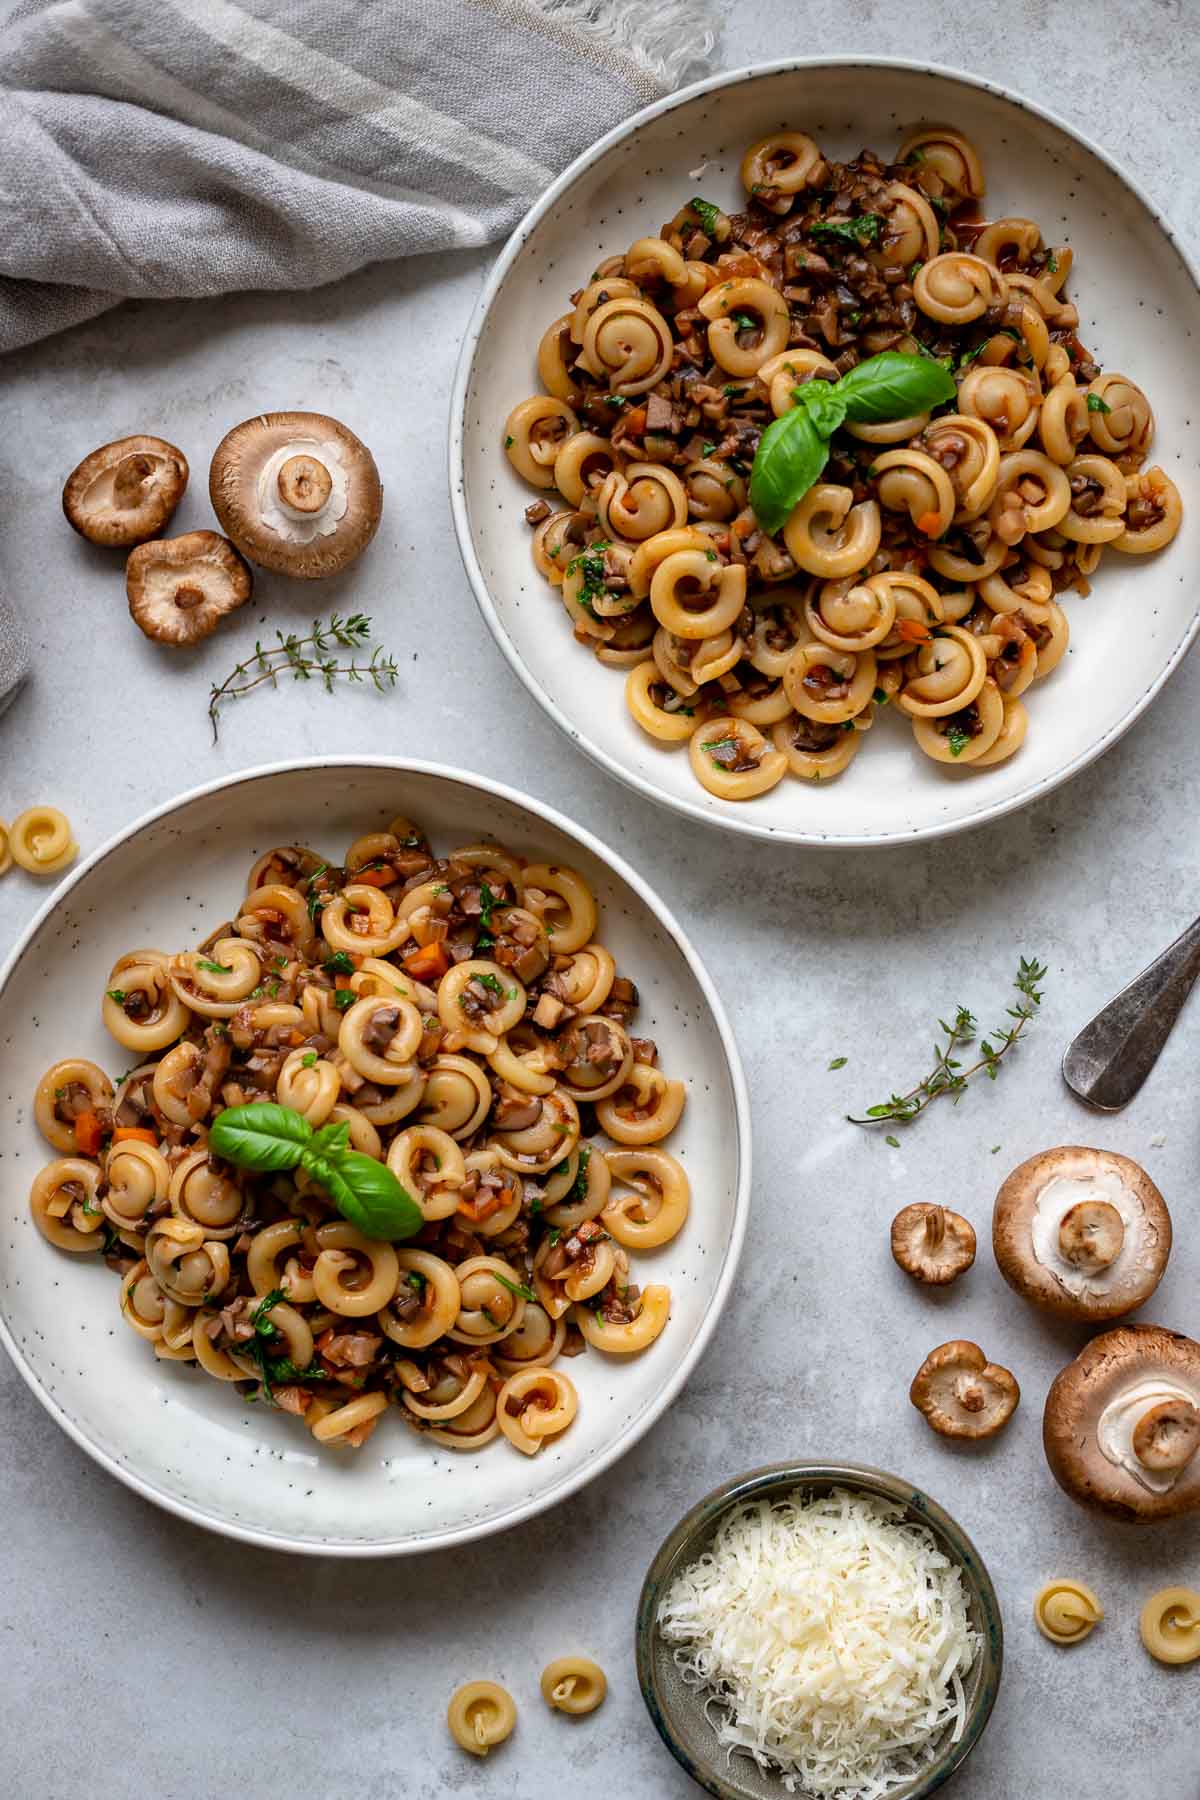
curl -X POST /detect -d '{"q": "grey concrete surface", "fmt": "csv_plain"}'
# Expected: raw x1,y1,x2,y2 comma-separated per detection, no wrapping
2,5,1199,1797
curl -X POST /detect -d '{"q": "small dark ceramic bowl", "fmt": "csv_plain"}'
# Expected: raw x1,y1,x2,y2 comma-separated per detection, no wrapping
636,1463,1002,1800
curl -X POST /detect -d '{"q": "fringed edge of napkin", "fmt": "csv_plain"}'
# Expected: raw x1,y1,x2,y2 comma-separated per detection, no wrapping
535,0,720,97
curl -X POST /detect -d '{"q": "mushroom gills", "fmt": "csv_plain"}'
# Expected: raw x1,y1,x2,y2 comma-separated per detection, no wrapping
1030,1170,1143,1297
1097,1378,1200,1494
258,438,349,545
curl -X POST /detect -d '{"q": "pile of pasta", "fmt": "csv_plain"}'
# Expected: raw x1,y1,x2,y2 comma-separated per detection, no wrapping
504,123,1183,798
29,820,688,1453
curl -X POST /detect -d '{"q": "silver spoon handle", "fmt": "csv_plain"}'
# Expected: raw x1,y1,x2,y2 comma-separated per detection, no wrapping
1062,913,1200,1111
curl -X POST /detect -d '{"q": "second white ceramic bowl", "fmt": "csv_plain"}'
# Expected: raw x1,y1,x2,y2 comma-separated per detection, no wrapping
452,58,1200,847
0,759,749,1554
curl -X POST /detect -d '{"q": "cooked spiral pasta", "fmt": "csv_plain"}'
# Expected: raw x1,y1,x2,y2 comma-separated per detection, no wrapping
503,122,1181,798
30,818,688,1455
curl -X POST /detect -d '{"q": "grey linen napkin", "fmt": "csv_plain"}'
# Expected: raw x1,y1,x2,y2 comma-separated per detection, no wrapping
0,0,720,712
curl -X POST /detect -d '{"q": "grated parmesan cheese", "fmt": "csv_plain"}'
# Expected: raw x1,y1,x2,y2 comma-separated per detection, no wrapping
658,1487,979,1799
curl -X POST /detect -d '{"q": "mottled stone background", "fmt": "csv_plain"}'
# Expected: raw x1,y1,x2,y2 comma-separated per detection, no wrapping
2,4,1198,1796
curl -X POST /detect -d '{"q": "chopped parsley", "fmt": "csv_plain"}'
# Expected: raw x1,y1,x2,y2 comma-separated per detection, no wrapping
701,441,717,457
492,1272,537,1303
197,958,232,976
476,878,498,950
323,951,355,976
472,972,504,996
701,736,737,764
301,1052,318,1068
886,1135,901,1148
305,865,330,922
1086,393,1111,414
333,989,356,1011
106,988,128,1005
565,539,613,618
872,687,890,707
828,1057,848,1071
407,1270,427,1294
690,196,721,235
567,1146,592,1205
723,384,741,396
265,1358,328,1383
946,723,972,757
956,340,988,371
730,311,757,331
504,434,514,448
810,212,882,248
1045,251,1058,274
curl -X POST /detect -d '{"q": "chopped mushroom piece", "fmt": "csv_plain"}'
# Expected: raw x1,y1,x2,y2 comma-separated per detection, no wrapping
993,1146,1171,1322
910,1339,1020,1440
1043,1324,1200,1521
126,530,253,645
62,435,188,546
209,412,383,578
890,1202,976,1285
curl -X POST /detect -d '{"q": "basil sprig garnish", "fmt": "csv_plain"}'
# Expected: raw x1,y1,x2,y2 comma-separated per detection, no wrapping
749,352,957,535
209,1102,422,1242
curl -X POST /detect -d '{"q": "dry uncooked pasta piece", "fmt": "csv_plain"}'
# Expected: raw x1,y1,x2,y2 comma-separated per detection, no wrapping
1140,1587,1200,1664
447,1681,516,1755
9,806,77,874
541,1656,607,1714
1033,1579,1103,1644
0,818,11,876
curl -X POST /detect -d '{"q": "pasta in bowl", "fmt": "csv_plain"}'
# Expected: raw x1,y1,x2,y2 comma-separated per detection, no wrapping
0,761,748,1553
455,60,1200,845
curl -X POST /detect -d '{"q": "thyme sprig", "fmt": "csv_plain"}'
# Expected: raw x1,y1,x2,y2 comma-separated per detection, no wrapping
848,957,1047,1130
208,613,398,742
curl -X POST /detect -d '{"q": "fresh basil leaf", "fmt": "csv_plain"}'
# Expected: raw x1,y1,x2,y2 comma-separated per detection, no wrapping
303,1148,423,1242
795,381,848,439
748,401,830,536
309,1119,351,1158
209,1103,312,1172
837,351,957,423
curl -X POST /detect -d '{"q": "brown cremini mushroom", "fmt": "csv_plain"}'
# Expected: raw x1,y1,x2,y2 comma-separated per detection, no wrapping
63,435,189,546
910,1339,1020,1440
993,1146,1170,1322
126,531,252,646
891,1202,976,1285
1043,1324,1200,1521
209,412,382,578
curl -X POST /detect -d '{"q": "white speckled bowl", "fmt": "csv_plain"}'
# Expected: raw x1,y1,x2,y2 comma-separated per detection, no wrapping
0,759,749,1555
451,58,1200,846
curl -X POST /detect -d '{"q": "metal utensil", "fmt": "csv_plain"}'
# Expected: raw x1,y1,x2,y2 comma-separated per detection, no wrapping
1062,915,1200,1110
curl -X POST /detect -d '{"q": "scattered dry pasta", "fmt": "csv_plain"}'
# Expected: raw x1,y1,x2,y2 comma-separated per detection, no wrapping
29,820,686,1455
1139,1587,1200,1665
9,805,77,873
1033,1578,1103,1645
541,1655,607,1714
504,124,1182,797
447,1680,517,1755
0,818,10,876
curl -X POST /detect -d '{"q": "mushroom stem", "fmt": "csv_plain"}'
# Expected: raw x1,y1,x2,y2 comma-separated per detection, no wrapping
1058,1199,1124,1273
278,454,333,515
922,1206,946,1250
1133,1399,1200,1475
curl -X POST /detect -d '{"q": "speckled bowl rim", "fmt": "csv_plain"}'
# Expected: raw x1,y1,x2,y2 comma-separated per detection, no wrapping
635,1461,1004,1799
0,755,751,1557
449,55,1200,850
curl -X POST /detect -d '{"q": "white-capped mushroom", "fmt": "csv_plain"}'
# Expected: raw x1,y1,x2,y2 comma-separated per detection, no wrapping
992,1145,1170,1322
208,412,383,578
126,531,253,646
63,435,188,546
910,1339,1020,1440
1043,1324,1200,1521
890,1202,976,1285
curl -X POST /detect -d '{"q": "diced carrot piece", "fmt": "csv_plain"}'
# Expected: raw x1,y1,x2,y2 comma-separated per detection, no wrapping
623,406,647,433
112,1126,157,1145
457,1188,511,1224
404,941,451,981
351,865,395,887
74,1111,104,1155
895,618,933,645
289,1031,306,1047
916,510,943,537
343,1416,380,1448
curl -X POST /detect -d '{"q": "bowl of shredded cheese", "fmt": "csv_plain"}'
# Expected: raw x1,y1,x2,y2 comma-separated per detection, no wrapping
636,1464,1002,1800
